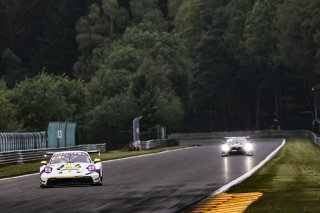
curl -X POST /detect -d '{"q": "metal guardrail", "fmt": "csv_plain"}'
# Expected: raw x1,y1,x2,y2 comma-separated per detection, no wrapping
0,132,46,152
168,130,314,140
308,131,320,146
141,130,320,150
141,139,167,150
0,143,106,165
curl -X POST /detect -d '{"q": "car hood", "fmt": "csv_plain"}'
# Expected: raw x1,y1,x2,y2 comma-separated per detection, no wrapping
229,142,244,147
50,163,91,173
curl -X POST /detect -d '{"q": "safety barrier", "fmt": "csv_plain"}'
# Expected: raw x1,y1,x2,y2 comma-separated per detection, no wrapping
168,130,314,140
0,132,47,152
0,143,106,165
308,131,320,146
141,139,167,150
142,130,320,150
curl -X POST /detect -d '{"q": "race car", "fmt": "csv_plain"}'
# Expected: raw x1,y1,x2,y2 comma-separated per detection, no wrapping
40,151,103,188
221,137,253,157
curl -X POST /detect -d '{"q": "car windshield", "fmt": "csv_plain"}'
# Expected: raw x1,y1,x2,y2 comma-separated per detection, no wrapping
226,137,247,145
50,153,91,164
236,138,246,143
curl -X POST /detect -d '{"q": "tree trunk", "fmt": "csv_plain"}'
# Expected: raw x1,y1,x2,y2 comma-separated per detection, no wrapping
110,14,113,37
255,86,262,130
275,88,279,119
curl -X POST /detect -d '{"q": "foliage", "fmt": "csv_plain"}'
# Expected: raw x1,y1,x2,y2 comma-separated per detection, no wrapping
87,68,131,105
130,70,161,139
0,82,21,131
83,94,134,148
74,0,130,80
1,48,25,88
0,0,87,79
8,73,86,131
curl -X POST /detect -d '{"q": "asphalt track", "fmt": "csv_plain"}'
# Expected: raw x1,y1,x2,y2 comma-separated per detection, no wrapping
0,139,283,213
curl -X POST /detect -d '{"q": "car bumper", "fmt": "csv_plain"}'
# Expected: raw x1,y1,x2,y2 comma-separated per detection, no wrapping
222,147,252,155
40,171,101,186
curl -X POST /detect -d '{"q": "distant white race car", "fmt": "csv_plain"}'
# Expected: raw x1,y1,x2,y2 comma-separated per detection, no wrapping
40,151,103,188
221,137,253,157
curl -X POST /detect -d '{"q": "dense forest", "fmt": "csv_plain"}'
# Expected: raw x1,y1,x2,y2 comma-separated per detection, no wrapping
0,0,320,147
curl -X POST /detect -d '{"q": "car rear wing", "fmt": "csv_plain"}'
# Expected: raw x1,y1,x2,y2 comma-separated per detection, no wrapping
87,150,101,156
224,136,250,139
43,150,101,158
44,151,55,158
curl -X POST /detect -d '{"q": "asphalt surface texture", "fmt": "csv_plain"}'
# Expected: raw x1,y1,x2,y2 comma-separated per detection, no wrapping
0,139,283,213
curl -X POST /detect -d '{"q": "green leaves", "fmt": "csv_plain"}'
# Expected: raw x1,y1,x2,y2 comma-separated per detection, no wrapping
9,73,86,130
84,94,133,147
0,83,21,131
243,0,279,69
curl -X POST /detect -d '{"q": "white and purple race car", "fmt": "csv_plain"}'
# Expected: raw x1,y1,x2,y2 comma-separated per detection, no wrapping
40,151,103,188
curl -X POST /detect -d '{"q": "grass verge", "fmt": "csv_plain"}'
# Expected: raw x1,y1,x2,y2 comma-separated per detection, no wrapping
228,138,320,213
0,146,185,179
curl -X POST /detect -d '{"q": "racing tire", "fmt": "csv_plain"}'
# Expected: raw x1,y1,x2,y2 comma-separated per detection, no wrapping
93,182,103,186
93,177,103,186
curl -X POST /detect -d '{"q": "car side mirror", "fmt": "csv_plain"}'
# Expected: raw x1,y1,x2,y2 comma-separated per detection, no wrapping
94,158,101,163
41,161,48,165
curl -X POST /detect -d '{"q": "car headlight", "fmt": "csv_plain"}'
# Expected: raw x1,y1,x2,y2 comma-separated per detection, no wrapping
244,143,253,152
221,144,230,152
87,165,96,171
43,166,53,173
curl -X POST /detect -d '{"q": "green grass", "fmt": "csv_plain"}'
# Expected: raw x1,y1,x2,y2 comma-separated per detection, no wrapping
228,138,320,213
0,146,184,179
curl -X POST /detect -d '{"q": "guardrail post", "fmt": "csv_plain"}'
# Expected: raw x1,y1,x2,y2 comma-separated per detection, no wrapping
17,150,23,164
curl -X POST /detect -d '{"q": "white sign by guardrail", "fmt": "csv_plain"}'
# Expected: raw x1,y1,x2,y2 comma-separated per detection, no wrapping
57,130,62,139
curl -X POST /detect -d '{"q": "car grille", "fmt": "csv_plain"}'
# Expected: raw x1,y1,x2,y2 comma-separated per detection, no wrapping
47,177,94,186
231,147,242,150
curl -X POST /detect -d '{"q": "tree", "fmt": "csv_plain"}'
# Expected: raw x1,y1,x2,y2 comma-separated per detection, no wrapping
167,0,184,19
31,0,87,77
127,25,192,101
87,68,131,105
242,0,284,129
0,80,21,131
0,0,46,78
83,94,134,148
93,20,192,105
74,3,109,80
105,45,144,72
224,0,256,60
0,0,88,79
129,59,185,138
275,0,320,80
174,0,209,53
74,1,130,80
1,48,25,88
175,0,249,129
9,73,86,130
130,70,161,139
157,91,184,131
